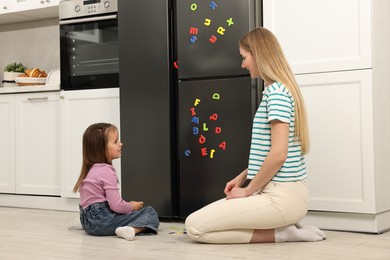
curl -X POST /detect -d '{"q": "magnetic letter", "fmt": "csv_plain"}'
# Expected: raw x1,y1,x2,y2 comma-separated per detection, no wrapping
194,98,201,106
210,149,215,158
203,123,208,131
215,127,221,134
199,134,206,144
190,107,196,116
227,18,234,26
209,35,217,43
204,19,211,26
217,27,225,35
209,1,217,10
189,27,198,35
219,141,226,150
190,3,197,11
209,113,218,121
191,116,199,124
190,36,197,43
184,150,191,156
212,93,220,100
201,148,208,157
192,127,199,135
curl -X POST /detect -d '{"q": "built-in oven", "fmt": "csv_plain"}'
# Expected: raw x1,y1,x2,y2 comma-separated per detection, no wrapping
59,0,118,90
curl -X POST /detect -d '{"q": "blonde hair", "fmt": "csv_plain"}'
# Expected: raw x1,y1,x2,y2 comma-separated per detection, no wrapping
72,123,117,193
240,27,310,154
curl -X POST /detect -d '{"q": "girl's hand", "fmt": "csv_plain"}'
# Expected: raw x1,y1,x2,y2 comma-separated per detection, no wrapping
130,201,144,211
226,187,249,200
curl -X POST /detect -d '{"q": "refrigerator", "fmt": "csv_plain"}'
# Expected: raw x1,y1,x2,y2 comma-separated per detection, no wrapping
118,0,262,218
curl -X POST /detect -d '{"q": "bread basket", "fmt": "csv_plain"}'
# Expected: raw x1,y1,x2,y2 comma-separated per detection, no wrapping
14,77,46,86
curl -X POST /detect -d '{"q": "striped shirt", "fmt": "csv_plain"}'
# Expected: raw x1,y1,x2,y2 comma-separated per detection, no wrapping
247,82,307,182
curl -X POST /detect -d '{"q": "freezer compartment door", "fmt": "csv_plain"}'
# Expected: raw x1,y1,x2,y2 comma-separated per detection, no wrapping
178,77,253,217
175,0,254,79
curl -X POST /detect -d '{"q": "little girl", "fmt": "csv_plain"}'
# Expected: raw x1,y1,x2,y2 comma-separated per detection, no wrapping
73,123,159,241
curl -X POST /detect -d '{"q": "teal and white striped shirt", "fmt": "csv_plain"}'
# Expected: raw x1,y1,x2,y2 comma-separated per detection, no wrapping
247,82,307,182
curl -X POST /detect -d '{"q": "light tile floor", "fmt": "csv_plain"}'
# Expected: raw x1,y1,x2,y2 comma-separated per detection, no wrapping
1,207,390,260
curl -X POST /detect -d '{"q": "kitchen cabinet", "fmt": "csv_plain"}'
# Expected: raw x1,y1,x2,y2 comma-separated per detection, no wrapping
0,0,30,24
8,0,59,12
298,70,375,213
263,0,371,74
0,91,61,195
0,0,10,14
8,0,42,12
0,94,15,193
0,0,59,25
298,69,390,233
264,0,390,233
60,88,121,198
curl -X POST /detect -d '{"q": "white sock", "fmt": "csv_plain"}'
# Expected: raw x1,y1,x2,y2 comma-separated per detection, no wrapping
295,224,327,239
115,226,135,241
275,225,325,242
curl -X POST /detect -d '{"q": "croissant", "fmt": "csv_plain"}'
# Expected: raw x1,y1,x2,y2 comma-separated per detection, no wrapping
23,68,47,78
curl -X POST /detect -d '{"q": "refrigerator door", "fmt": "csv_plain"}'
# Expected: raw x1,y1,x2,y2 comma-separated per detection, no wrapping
118,0,174,217
175,0,255,79
178,77,253,217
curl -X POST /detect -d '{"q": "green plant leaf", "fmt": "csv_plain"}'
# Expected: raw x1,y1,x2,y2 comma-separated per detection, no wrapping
4,62,26,73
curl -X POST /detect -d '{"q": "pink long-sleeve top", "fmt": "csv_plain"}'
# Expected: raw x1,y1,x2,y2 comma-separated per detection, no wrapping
79,163,133,214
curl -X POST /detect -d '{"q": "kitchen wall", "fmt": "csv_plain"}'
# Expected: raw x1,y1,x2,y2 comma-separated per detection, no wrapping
0,18,60,82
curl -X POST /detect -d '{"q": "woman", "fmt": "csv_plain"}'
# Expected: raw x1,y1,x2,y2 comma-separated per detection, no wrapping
185,27,326,244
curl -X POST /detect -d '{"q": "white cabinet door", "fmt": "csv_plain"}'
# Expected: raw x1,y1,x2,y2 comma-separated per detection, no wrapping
0,1,10,14
14,92,61,195
0,0,59,24
22,0,59,19
8,0,59,12
60,88,120,198
0,94,15,193
263,0,372,74
8,0,37,12
297,69,375,213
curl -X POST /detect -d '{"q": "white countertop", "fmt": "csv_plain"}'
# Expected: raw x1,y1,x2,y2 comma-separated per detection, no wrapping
0,84,60,94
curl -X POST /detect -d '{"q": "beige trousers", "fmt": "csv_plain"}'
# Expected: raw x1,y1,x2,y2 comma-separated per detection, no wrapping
185,180,310,244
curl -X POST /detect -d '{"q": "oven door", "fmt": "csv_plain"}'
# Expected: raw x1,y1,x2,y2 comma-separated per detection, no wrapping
60,15,118,90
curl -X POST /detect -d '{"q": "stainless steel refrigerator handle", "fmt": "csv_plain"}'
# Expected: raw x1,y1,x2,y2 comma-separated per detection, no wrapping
59,14,117,25
27,97,49,102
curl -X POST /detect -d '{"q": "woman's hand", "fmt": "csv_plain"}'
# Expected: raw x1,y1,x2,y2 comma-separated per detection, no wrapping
130,201,144,211
224,169,248,196
225,187,249,200
224,179,239,195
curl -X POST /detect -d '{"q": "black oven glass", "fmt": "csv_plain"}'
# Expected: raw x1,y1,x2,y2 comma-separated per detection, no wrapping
60,18,118,90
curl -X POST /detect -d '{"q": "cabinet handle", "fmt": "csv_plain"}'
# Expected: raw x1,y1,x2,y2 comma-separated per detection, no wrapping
27,97,49,102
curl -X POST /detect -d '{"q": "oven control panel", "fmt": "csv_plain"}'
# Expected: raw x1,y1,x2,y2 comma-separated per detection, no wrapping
59,0,117,20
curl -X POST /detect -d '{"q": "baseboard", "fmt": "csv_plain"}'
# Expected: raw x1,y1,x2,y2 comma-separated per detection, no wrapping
0,194,79,212
301,210,390,234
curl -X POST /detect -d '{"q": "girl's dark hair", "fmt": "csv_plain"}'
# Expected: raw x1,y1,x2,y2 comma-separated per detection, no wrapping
73,123,117,193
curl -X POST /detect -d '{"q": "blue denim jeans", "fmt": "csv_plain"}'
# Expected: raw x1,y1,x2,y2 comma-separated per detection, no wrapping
79,202,159,236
